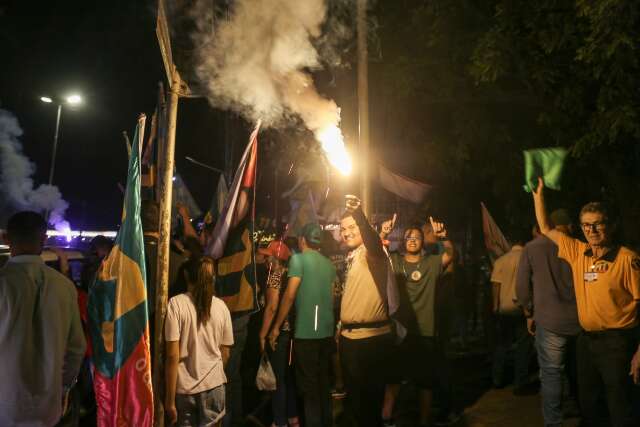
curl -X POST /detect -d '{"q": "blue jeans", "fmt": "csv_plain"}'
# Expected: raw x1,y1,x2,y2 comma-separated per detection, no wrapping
223,314,250,427
176,384,226,426
536,326,576,427
270,331,298,427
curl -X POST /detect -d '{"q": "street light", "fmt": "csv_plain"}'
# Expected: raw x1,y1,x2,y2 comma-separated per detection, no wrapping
40,93,83,186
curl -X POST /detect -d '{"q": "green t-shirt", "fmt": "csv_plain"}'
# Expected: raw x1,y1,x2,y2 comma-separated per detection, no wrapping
391,253,442,336
288,250,336,339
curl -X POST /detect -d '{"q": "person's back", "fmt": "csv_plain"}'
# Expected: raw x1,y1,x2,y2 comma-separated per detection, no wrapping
290,250,335,339
0,212,86,426
166,293,233,393
491,246,524,314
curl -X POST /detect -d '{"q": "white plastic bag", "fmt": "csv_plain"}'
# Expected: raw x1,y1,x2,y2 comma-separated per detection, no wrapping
256,353,277,391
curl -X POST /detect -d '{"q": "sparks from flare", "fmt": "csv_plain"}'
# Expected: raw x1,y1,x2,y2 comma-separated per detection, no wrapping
316,125,352,176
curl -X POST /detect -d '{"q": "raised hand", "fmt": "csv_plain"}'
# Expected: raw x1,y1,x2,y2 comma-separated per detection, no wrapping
345,195,361,213
380,213,397,236
429,216,448,240
532,177,545,197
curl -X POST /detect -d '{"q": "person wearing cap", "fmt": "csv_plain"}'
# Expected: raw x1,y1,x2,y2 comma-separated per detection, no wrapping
269,223,336,427
532,178,640,427
516,209,580,426
257,240,300,427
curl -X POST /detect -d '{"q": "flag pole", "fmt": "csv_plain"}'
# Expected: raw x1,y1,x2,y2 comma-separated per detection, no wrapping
357,0,371,216
153,69,180,427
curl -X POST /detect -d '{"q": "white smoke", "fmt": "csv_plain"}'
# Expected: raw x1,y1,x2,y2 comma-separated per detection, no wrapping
191,0,349,138
0,108,70,231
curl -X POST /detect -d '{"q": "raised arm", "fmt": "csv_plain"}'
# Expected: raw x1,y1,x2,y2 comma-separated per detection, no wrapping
532,177,561,244
429,217,455,269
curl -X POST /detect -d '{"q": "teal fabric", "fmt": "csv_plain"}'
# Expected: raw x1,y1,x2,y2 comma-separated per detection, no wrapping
287,250,336,339
523,147,568,193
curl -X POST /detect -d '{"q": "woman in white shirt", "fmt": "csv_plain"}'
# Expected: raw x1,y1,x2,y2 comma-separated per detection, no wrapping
164,257,234,426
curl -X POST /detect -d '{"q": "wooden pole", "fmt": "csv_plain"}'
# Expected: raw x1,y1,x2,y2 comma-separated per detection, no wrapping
357,0,371,216
152,70,180,427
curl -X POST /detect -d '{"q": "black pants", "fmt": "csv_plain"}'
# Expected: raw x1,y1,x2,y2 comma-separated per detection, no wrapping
294,338,333,427
340,333,393,427
577,330,637,427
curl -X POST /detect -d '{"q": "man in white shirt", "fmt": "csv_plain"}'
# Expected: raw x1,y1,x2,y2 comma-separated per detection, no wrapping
0,211,86,426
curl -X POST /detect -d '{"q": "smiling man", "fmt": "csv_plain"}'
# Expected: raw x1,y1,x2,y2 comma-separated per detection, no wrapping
532,178,640,427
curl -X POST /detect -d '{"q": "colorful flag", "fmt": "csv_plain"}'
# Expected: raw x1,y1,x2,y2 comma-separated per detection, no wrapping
206,122,260,314
379,164,431,204
480,202,511,261
89,115,154,427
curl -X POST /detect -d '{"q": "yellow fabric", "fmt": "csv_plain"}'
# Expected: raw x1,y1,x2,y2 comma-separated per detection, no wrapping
99,245,146,320
557,233,640,331
217,229,255,313
340,247,391,339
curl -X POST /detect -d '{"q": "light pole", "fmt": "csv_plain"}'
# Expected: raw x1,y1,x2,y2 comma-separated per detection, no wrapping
40,94,83,186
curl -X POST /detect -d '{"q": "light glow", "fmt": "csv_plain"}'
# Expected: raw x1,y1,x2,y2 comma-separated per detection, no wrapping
66,94,82,105
316,125,352,175
40,96,53,103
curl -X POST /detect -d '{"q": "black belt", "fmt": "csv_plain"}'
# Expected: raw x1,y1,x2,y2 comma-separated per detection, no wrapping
342,320,390,331
582,327,638,339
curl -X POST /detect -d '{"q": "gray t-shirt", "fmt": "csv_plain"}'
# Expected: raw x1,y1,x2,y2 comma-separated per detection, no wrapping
391,253,442,336
0,255,86,426
515,235,580,335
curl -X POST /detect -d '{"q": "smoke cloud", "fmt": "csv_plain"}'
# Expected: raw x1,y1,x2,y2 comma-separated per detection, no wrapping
191,0,350,137
0,108,70,231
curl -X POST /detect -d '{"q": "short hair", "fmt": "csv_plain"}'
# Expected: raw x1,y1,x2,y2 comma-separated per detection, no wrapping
141,200,160,233
6,211,47,245
508,226,531,246
90,235,114,252
340,211,354,221
579,202,614,224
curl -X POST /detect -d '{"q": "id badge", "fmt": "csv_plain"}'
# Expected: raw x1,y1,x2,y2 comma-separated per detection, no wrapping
584,272,598,282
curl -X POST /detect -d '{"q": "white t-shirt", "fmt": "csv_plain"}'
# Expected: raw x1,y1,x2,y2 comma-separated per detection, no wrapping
165,294,234,394
491,246,524,315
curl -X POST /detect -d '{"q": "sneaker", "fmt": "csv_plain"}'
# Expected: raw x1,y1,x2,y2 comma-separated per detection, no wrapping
434,411,464,426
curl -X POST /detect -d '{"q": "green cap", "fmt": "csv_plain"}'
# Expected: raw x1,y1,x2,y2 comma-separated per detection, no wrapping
301,222,323,245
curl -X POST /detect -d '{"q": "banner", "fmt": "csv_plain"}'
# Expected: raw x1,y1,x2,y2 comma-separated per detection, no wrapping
88,116,153,427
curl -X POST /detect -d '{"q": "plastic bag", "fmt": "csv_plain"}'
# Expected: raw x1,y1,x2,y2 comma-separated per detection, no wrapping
256,353,277,391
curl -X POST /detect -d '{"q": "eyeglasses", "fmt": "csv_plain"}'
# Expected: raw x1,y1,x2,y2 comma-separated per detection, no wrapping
405,237,422,242
581,222,606,232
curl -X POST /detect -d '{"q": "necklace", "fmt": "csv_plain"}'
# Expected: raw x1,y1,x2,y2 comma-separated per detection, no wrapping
402,258,423,281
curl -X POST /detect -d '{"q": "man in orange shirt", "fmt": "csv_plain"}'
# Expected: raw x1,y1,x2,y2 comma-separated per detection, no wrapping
532,178,640,427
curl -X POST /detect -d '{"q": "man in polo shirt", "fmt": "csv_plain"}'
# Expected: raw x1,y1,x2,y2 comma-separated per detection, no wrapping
269,223,336,427
532,177,640,427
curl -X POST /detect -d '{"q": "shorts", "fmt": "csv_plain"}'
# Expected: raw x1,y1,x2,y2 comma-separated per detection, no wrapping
176,384,226,426
390,335,437,389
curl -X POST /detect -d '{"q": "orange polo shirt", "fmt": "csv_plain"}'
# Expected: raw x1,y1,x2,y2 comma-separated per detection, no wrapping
557,234,640,331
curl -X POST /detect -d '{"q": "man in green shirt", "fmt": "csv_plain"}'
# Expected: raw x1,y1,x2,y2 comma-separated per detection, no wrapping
269,222,336,427
381,219,455,427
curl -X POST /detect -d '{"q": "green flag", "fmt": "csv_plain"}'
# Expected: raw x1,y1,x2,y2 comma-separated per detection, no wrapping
523,147,568,192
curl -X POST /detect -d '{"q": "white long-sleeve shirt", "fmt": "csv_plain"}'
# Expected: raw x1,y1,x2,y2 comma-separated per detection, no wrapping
0,255,86,427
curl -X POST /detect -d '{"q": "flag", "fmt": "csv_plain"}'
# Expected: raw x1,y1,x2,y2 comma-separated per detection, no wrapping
480,202,511,261
379,164,431,204
523,147,568,193
89,115,154,427
172,172,203,220
204,175,228,225
206,122,260,314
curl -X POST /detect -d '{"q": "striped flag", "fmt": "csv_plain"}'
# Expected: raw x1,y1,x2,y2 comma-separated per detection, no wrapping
480,202,511,262
89,115,154,427
206,122,260,314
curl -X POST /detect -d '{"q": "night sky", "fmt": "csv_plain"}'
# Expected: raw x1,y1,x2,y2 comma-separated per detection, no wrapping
0,1,238,229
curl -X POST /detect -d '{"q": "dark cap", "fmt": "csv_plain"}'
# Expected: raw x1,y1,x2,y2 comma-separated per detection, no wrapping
301,222,323,245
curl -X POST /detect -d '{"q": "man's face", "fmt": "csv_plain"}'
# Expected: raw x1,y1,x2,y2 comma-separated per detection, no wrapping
340,216,363,249
422,224,438,245
580,212,610,247
404,229,423,254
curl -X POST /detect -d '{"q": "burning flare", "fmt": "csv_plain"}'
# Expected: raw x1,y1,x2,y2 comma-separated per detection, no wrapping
316,125,352,175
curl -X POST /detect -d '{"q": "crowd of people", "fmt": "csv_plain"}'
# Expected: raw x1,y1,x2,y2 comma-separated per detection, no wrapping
1,179,640,427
